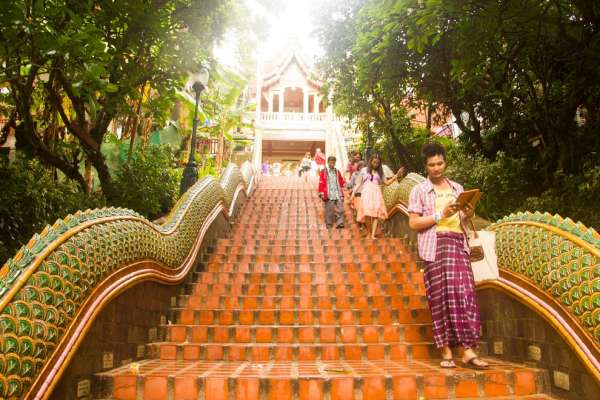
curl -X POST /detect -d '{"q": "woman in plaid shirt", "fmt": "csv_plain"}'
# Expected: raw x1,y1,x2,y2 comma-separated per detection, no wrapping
408,143,488,370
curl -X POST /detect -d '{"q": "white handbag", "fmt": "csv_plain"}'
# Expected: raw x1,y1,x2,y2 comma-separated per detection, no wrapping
468,225,499,282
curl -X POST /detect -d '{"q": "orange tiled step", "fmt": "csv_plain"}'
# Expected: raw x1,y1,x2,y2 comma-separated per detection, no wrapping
186,282,425,296
214,236,407,243
97,359,549,400
208,248,407,257
193,268,422,279
228,232,361,240
201,262,422,274
174,308,432,326
210,247,406,257
188,272,424,290
213,239,409,249
165,324,433,344
180,295,427,310
206,253,408,264
148,342,439,362
193,272,423,285
191,278,423,288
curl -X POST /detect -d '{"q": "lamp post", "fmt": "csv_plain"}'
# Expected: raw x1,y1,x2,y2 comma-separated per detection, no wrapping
364,96,374,161
180,67,210,195
365,117,373,161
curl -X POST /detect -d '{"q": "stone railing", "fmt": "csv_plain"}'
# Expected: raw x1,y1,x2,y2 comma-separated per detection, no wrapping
0,162,256,399
259,112,328,121
380,169,600,382
488,213,600,342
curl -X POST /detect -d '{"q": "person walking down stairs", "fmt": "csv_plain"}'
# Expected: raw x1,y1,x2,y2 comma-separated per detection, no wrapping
356,154,404,239
299,152,312,183
318,156,346,229
408,143,487,370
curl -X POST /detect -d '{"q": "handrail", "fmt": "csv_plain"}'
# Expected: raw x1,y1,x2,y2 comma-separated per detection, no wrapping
380,170,600,383
258,112,329,121
487,213,600,346
0,162,257,399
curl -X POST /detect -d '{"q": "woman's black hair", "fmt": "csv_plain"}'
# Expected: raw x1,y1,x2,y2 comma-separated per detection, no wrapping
421,142,446,165
367,154,384,181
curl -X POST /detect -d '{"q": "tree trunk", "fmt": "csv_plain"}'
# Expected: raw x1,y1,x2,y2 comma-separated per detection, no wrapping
88,148,118,202
216,131,225,172
126,115,139,164
127,83,147,162
84,159,94,194
426,102,433,132
14,92,89,192
375,100,419,171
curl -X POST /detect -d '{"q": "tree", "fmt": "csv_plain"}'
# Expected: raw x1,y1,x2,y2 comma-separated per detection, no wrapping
362,0,600,182
316,0,600,184
0,0,236,200
314,0,434,171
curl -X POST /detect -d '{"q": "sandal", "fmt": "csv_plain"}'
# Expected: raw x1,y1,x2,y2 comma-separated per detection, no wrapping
440,359,456,369
462,357,489,370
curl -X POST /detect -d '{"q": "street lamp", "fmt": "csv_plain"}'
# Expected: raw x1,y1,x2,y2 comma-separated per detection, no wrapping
365,117,373,161
364,95,374,161
180,67,210,195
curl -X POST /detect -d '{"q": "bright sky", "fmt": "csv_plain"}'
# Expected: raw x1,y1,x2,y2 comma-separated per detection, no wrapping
214,0,324,71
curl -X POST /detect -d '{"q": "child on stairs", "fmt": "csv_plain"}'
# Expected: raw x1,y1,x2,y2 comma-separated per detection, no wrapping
318,156,346,229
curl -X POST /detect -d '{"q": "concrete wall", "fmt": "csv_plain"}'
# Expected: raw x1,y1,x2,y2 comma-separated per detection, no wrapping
478,289,599,400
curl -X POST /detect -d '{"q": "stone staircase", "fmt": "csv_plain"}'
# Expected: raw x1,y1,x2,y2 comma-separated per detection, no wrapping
95,176,555,399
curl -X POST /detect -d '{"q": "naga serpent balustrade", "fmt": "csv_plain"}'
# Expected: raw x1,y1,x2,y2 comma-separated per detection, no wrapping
0,162,256,399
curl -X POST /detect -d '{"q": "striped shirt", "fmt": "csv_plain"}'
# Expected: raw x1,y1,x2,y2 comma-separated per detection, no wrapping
326,167,342,201
408,177,470,262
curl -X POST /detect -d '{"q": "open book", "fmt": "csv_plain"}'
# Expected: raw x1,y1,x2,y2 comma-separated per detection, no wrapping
453,189,482,210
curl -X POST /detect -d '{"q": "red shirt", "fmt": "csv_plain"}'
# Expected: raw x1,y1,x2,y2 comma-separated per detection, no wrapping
318,168,346,201
346,161,357,175
314,153,325,165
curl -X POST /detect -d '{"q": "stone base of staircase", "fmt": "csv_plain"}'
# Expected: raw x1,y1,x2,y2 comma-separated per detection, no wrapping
95,359,551,399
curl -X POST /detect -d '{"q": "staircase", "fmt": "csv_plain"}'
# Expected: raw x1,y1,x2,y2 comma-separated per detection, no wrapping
95,176,554,399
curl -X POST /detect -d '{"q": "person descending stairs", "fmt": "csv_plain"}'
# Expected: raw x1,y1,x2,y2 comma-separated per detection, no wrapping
96,176,555,399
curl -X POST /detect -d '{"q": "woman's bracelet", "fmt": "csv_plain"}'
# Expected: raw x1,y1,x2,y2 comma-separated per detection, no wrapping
433,211,442,223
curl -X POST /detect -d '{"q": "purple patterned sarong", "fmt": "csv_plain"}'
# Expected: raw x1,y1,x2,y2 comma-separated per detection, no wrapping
423,231,481,349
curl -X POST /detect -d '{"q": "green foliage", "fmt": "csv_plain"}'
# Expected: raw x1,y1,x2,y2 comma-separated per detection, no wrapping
0,0,242,198
445,148,600,228
315,0,600,228
112,145,182,220
196,155,219,178
314,0,449,172
445,149,537,222
0,154,104,264
179,65,253,140
365,112,434,173
521,165,600,229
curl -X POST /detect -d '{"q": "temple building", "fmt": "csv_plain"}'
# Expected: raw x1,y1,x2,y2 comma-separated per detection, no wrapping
246,52,351,171
244,52,459,173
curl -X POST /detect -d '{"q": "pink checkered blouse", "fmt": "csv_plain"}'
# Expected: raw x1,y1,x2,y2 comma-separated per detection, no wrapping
408,178,471,262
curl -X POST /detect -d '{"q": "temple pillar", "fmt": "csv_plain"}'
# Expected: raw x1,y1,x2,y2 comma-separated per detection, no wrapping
255,58,262,122
279,90,284,115
303,88,309,115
